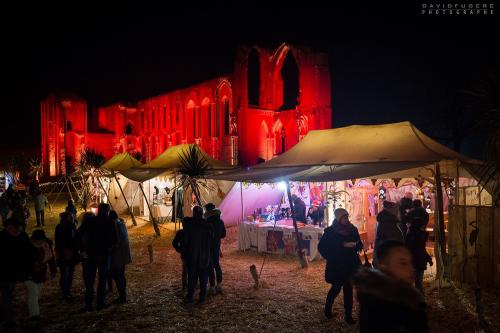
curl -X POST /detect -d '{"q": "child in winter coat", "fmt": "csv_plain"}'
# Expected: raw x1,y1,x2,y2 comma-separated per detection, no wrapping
25,230,57,319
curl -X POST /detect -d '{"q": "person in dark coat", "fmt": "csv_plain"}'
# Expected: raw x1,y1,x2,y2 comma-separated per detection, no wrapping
65,199,78,220
318,208,362,324
400,197,413,227
109,211,131,304
82,203,117,311
204,203,226,295
405,200,433,294
0,217,36,330
12,199,30,231
352,240,429,333
307,200,325,226
55,212,78,300
0,195,9,224
292,195,307,222
183,206,213,304
406,199,430,228
75,212,95,304
172,219,189,291
374,201,406,266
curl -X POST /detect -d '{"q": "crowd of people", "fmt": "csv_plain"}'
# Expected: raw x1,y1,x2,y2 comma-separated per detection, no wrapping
319,197,433,332
0,190,131,331
1,181,434,332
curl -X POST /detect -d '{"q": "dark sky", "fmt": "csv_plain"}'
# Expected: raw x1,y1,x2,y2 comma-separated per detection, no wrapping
4,1,499,156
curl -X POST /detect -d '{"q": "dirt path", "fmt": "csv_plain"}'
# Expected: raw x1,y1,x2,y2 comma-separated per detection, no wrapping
9,207,488,332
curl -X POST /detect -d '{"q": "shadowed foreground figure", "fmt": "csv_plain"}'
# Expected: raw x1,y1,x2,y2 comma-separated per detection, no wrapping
183,206,213,304
353,240,429,333
0,217,35,332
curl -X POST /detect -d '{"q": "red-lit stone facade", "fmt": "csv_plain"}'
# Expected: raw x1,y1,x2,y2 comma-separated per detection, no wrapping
41,43,331,177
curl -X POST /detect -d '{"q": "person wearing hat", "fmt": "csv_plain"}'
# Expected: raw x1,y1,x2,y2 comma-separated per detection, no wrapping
0,217,36,330
204,203,226,295
374,201,406,266
318,208,363,324
307,200,325,226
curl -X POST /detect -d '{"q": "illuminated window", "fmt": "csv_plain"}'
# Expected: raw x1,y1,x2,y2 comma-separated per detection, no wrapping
208,104,212,137
224,100,230,135
280,52,299,110
248,48,260,106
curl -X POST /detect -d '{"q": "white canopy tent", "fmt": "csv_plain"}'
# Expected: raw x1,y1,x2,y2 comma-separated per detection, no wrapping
210,122,479,183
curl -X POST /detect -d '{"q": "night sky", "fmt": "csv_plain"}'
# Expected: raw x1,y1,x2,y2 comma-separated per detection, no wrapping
4,1,499,157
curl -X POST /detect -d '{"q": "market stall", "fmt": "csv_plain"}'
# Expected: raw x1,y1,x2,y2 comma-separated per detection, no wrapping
211,122,486,267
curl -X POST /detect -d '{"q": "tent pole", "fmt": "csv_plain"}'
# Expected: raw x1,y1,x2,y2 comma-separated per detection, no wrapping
97,176,113,210
114,173,137,226
286,180,308,268
434,162,447,281
140,182,160,236
53,176,69,208
240,182,244,225
173,172,177,231
66,176,74,203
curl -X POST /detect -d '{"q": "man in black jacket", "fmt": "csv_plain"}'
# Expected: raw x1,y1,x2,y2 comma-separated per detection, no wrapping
204,203,226,295
406,200,432,294
183,206,213,304
82,203,117,311
0,217,36,330
55,212,78,299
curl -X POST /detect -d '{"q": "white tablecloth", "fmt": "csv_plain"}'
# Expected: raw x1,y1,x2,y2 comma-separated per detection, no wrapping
238,221,324,261
151,205,173,222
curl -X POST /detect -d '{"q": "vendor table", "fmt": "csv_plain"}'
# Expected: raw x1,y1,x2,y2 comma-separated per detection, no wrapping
151,205,173,223
238,219,324,260
238,220,370,261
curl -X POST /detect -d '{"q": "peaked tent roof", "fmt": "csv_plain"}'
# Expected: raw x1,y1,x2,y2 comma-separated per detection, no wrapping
256,121,468,167
145,144,228,170
210,122,479,182
101,152,143,172
120,144,232,182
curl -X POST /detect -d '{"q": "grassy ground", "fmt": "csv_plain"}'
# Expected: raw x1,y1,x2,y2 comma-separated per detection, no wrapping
7,198,494,332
